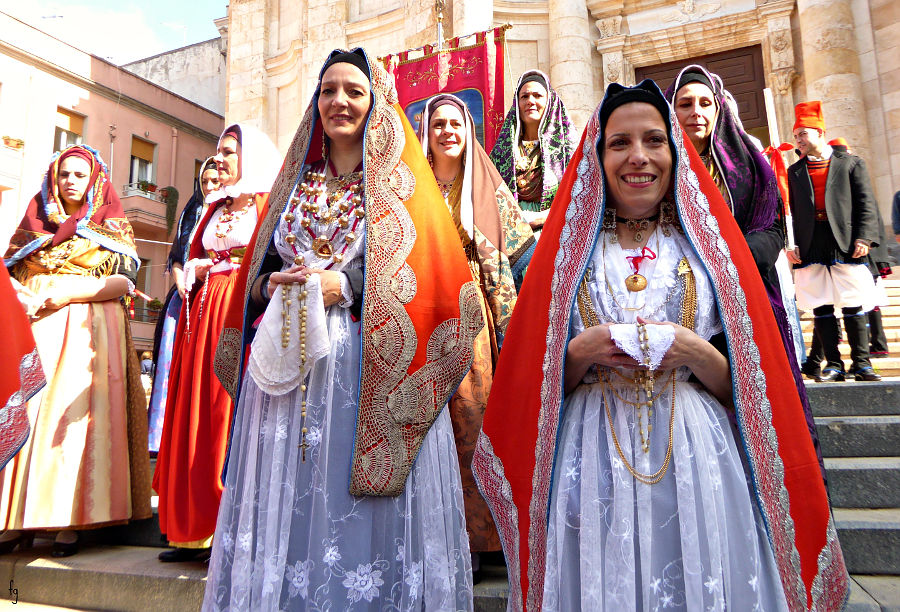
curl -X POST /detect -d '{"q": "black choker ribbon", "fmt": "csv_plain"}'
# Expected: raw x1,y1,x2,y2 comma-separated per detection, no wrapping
615,213,660,224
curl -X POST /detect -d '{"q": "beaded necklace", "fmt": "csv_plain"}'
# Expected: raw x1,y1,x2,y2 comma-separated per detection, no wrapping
281,160,365,268
214,198,252,239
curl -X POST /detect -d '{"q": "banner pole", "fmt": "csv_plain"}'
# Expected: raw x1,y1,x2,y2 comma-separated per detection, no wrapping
435,0,445,50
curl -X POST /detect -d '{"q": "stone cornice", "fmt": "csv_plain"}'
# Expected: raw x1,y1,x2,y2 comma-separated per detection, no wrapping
0,40,221,143
495,0,549,23
345,7,405,39
598,8,774,66
264,38,306,77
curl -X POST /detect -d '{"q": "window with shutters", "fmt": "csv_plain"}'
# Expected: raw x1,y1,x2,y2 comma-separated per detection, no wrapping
54,108,85,152
129,137,155,184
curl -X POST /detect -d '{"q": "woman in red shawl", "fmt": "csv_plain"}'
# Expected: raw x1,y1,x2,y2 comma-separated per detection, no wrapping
0,145,151,557
473,82,848,611
0,264,44,471
153,124,281,562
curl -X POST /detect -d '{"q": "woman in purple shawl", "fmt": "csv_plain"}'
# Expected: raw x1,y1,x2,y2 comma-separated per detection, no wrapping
666,64,824,476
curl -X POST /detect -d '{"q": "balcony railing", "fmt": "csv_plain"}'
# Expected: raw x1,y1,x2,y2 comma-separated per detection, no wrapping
121,184,167,233
122,183,164,202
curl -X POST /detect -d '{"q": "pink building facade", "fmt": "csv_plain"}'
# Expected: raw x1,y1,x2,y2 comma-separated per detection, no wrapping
0,11,224,351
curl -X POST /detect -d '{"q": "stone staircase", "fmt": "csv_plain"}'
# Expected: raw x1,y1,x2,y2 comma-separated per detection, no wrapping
807,381,900,610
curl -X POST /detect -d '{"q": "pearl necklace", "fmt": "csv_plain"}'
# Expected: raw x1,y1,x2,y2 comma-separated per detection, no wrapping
281,160,365,268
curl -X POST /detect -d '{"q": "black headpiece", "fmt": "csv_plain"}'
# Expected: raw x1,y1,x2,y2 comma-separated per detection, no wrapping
675,68,715,95
518,73,548,92
599,80,671,132
321,49,371,81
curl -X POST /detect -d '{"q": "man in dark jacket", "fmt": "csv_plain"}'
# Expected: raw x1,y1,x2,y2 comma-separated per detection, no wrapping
786,101,881,381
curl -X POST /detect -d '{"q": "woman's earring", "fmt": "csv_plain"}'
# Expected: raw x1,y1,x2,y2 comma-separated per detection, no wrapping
321,136,329,161
427,150,434,168
660,198,675,236
602,207,618,242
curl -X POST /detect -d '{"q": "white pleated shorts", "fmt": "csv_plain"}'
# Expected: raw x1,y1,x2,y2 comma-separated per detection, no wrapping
794,262,876,311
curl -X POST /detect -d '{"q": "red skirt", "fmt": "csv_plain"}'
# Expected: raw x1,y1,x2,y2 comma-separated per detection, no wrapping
153,270,238,544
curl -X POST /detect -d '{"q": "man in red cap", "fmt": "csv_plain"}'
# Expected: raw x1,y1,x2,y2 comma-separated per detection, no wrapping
786,101,882,381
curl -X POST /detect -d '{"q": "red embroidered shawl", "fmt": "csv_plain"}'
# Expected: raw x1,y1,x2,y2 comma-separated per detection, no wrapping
473,93,848,611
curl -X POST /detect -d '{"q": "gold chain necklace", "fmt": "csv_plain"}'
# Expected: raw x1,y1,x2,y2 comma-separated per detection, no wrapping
602,372,676,485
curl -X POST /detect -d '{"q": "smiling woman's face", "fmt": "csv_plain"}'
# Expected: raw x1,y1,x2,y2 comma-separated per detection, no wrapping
602,101,672,219
317,62,372,146
428,104,467,166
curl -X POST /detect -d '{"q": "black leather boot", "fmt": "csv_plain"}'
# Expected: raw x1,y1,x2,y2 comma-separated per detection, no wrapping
845,310,881,381
868,308,889,356
802,330,824,379
814,310,845,382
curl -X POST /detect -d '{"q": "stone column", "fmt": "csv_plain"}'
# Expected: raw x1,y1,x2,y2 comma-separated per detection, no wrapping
761,9,798,146
595,16,634,91
225,0,270,133
796,0,872,161
548,0,596,130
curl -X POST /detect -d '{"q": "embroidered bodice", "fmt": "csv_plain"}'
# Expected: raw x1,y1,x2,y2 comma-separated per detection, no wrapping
203,202,258,274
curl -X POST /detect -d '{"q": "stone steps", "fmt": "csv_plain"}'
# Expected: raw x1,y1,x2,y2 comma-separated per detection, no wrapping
805,379,900,416
815,415,900,457
824,457,900,508
834,508,900,575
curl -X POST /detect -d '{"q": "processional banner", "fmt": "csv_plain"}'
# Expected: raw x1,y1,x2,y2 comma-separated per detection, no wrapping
381,26,508,152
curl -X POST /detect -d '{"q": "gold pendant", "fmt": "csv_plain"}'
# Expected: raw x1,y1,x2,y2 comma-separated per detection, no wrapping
312,236,334,259
625,273,647,292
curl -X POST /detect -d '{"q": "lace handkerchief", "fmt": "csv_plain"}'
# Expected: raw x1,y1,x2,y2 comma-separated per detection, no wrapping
609,323,675,370
248,275,330,395
183,258,213,290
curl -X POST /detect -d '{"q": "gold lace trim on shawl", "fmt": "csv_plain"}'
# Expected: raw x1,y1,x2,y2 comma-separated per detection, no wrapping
216,54,483,498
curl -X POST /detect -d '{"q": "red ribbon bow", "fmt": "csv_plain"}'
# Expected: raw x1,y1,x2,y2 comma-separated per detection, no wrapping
626,246,656,274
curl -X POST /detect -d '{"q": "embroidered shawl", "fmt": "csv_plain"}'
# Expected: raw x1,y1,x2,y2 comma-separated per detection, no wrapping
472,82,848,611
665,65,780,236
214,48,484,497
0,264,43,471
5,145,138,270
489,70,576,212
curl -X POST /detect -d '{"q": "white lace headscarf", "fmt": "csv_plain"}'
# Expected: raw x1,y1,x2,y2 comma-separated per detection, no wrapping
206,123,282,203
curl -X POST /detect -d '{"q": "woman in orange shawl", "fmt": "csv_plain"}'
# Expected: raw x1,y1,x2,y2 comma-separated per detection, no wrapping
203,48,482,610
153,124,281,562
1,145,150,557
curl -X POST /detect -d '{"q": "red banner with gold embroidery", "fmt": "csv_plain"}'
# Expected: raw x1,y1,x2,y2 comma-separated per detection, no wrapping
382,26,508,152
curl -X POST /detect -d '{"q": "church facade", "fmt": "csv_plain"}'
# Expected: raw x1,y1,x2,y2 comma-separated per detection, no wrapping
220,0,898,213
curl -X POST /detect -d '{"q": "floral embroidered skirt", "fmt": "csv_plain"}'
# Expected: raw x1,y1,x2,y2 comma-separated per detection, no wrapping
203,307,473,611
543,374,789,611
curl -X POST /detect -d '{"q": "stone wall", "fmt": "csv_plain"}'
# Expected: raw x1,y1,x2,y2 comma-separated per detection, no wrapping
220,0,899,208
123,39,225,115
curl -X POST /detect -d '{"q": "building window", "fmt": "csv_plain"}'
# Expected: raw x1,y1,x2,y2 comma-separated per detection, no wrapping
129,137,155,184
54,108,84,152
